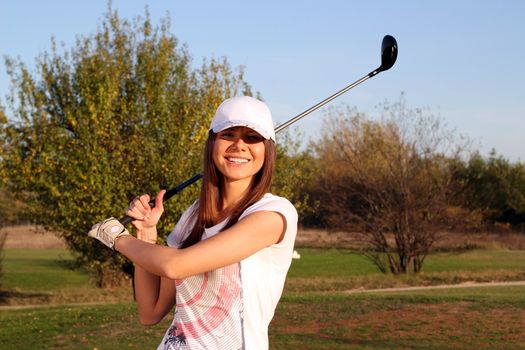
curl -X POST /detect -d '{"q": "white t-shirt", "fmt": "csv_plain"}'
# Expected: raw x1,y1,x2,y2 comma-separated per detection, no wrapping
157,193,298,350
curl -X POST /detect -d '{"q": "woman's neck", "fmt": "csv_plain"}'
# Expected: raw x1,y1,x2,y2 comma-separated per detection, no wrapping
221,177,253,212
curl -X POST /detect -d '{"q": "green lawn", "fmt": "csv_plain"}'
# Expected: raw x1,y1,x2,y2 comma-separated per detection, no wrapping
289,248,525,277
1,249,132,305
2,249,88,290
1,247,525,349
0,303,171,349
424,249,525,272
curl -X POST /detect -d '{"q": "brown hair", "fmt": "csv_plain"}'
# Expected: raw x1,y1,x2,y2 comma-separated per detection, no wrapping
180,130,276,248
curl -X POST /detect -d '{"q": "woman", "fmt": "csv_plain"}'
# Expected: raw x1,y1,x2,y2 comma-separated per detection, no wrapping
88,96,298,349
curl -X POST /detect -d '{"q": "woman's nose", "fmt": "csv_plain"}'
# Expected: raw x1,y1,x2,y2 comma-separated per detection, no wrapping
230,136,247,150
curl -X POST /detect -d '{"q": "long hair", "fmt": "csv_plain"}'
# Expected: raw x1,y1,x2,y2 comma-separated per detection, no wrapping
180,130,276,248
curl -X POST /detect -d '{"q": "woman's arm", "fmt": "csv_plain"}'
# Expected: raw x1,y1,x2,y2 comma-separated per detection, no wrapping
115,210,286,280
134,264,176,325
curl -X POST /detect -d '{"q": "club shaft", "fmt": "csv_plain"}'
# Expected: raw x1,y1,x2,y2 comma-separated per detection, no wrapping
275,68,381,133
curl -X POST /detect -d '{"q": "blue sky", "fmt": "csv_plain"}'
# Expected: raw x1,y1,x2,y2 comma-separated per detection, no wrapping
1,1,524,161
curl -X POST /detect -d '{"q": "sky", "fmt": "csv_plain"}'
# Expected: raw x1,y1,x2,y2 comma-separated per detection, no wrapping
1,0,524,161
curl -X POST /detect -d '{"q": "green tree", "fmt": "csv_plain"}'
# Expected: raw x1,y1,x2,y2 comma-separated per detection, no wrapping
309,98,469,274
459,151,525,228
1,8,253,286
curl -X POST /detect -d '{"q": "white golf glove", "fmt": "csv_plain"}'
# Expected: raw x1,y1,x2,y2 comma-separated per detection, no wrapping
88,217,130,250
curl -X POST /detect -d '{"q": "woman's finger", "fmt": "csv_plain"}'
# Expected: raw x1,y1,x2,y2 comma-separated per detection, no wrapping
154,190,166,212
127,194,151,219
139,195,151,215
126,207,145,220
139,194,150,204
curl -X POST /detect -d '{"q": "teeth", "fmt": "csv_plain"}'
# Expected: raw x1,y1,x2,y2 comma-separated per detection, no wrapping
227,157,249,163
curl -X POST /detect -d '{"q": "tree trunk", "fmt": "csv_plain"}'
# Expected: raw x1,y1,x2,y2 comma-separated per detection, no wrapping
413,255,424,273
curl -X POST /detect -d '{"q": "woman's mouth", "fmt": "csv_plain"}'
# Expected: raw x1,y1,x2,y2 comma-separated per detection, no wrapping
226,156,250,164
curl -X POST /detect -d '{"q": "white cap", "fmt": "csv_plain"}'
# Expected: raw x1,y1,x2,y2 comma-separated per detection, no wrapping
210,96,276,142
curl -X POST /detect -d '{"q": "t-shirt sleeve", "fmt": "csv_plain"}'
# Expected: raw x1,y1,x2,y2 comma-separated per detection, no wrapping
166,201,198,248
239,195,298,247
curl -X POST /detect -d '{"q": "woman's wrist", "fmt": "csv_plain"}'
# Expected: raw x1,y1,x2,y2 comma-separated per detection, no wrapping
114,234,132,252
114,232,156,253
136,227,158,244
139,237,157,244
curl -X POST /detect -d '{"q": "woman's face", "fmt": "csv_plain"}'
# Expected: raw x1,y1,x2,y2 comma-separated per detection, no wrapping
213,126,266,185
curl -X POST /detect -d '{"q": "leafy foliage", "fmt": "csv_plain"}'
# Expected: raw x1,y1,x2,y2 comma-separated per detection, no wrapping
457,150,525,228
1,9,253,286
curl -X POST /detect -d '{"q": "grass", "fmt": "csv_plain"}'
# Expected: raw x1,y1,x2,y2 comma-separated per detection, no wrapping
1,249,132,305
2,249,88,290
1,246,525,349
0,303,171,349
271,286,525,349
288,248,525,277
287,248,380,277
424,249,525,272
284,248,525,292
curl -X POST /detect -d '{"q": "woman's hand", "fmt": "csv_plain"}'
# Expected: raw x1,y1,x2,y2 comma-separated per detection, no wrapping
126,190,166,243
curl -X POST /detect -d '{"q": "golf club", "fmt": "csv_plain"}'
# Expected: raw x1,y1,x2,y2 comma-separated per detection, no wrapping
118,35,398,225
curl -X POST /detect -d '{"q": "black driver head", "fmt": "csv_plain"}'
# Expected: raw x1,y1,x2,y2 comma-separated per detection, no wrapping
380,35,398,71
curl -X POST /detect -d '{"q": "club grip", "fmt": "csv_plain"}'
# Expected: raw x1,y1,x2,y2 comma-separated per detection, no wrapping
119,215,134,226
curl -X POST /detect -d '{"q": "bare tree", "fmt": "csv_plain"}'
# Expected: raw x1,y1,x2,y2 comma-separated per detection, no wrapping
311,97,469,273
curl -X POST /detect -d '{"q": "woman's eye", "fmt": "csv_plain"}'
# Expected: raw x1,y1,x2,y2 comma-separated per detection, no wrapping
220,132,235,139
245,134,264,143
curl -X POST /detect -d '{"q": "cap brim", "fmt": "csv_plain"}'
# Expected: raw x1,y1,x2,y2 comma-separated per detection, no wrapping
211,121,275,141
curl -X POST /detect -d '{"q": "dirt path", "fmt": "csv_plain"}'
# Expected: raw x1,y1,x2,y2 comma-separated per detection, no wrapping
343,280,525,294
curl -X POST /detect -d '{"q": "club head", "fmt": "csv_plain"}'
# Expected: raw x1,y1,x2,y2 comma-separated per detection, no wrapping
380,35,398,71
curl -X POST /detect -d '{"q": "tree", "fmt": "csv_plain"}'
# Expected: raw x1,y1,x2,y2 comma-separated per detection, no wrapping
1,8,254,286
310,97,469,274
458,151,525,229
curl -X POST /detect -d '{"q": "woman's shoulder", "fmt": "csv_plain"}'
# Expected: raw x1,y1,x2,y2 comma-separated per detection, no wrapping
242,193,298,218
240,194,298,245
253,193,295,207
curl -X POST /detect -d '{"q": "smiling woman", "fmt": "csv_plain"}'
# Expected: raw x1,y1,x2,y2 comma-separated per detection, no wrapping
88,96,298,350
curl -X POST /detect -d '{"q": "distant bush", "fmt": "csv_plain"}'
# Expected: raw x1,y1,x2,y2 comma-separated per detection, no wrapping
456,151,525,231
